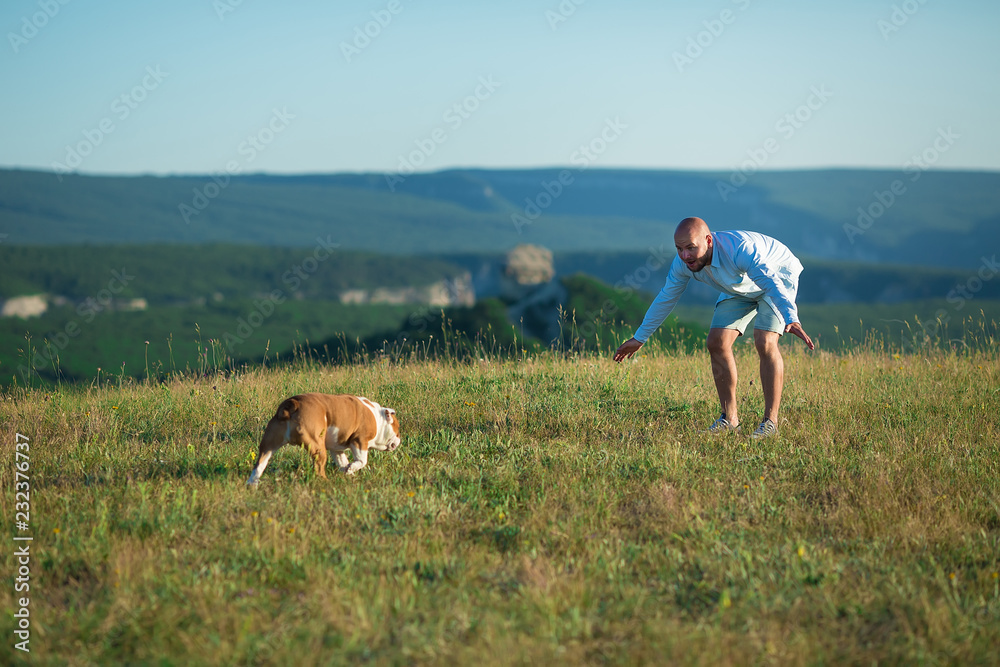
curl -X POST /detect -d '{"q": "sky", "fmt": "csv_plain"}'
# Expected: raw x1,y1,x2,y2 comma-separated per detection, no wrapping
1,0,998,176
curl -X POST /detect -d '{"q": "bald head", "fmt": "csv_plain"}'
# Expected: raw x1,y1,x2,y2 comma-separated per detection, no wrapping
675,217,710,237
674,217,714,272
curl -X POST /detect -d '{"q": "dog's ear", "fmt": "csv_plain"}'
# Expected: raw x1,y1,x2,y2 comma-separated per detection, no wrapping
383,407,396,424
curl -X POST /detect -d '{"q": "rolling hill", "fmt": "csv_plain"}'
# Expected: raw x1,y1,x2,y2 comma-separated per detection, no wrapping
2,167,999,270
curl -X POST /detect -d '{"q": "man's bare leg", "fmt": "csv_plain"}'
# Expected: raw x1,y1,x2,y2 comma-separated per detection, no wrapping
754,330,784,423
707,328,741,426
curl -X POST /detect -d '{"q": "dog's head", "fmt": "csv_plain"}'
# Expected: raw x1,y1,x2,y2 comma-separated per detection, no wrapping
377,407,401,452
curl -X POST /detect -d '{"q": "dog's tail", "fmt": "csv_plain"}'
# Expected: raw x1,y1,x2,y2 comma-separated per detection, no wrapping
273,396,301,421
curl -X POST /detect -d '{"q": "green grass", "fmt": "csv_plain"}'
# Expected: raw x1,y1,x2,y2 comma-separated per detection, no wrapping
1,337,998,664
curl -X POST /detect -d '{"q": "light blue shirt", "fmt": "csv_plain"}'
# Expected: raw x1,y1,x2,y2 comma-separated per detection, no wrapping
634,230,804,342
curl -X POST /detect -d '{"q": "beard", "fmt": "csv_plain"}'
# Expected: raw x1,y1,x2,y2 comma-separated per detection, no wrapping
684,253,711,272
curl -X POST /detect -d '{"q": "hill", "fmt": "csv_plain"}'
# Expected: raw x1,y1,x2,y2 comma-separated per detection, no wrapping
3,167,999,269
0,244,469,304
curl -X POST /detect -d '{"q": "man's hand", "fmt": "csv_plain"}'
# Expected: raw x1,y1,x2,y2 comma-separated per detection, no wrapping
785,322,814,350
613,337,644,363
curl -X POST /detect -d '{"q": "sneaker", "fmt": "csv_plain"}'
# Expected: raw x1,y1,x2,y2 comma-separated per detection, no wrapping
750,419,777,440
706,413,739,434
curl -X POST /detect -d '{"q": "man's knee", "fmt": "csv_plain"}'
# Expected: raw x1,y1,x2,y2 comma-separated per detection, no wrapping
754,331,780,355
707,329,735,354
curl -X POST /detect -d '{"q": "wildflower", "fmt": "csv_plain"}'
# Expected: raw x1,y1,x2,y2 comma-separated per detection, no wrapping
992,572,998,579
266,518,273,524
407,491,415,497
287,527,295,534
949,572,956,580
797,546,805,558
53,528,61,534
251,511,258,518
465,401,476,407
743,484,749,489
112,406,119,410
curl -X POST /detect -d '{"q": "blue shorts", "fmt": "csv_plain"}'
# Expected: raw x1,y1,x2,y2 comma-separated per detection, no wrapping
711,295,785,335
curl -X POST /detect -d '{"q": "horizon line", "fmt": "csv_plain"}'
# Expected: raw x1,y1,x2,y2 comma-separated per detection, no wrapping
3,165,1000,179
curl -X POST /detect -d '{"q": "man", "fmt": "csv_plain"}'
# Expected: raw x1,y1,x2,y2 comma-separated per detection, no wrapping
613,217,814,439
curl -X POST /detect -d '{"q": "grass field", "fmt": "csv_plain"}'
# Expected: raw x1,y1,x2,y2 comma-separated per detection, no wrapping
1,338,998,664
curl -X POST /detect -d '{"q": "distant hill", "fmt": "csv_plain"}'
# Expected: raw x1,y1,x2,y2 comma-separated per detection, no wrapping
2,167,999,270
3,245,994,309
0,244,469,304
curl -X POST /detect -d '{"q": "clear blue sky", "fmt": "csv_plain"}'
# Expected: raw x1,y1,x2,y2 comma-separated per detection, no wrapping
2,0,997,176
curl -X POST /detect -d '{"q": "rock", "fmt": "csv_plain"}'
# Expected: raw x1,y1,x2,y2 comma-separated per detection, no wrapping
338,273,475,307
503,244,555,286
1,295,48,318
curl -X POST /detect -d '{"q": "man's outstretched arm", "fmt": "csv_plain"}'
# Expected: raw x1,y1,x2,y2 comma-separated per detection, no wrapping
632,266,689,342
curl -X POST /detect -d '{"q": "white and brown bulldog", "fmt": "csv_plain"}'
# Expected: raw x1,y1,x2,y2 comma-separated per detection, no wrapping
246,393,401,486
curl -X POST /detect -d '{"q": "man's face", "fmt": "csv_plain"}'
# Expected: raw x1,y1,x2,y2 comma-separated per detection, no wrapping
675,230,713,272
